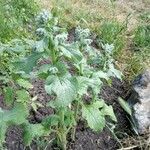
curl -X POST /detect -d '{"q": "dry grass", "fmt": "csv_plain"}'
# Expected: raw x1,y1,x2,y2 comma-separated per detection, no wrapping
37,0,150,30
119,132,150,150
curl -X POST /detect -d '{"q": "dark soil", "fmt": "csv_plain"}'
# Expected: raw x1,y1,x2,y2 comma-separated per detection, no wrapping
28,78,54,124
0,77,131,150
100,78,131,133
68,122,118,150
68,78,131,150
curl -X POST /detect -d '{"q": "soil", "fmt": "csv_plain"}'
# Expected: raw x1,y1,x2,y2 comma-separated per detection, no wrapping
1,77,131,150
68,78,131,150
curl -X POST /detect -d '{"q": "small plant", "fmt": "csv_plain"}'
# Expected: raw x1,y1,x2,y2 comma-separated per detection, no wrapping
0,10,122,150
97,19,128,58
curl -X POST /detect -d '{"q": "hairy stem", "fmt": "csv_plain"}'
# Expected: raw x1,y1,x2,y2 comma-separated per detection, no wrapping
57,108,67,150
71,100,80,141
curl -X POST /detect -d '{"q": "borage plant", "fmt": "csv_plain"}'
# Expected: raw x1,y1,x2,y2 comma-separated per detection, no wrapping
1,10,122,150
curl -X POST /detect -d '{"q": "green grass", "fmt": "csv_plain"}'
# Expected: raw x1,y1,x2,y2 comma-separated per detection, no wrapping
124,24,150,81
140,11,150,23
96,20,126,57
133,24,150,49
0,0,39,42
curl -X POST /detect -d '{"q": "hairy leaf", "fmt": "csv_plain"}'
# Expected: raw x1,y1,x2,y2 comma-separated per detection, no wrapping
118,97,132,116
102,104,117,122
108,64,122,80
16,90,30,103
17,79,33,89
82,101,106,131
45,75,76,107
0,103,29,143
3,87,14,106
61,43,83,62
14,52,43,74
42,115,59,129
23,123,48,146
76,76,90,95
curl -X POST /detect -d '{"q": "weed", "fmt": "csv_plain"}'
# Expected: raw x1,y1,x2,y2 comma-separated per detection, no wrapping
97,20,126,57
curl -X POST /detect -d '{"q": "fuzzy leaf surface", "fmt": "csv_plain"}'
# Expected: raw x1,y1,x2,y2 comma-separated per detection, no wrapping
82,101,106,131
14,52,43,74
45,75,76,107
0,103,29,143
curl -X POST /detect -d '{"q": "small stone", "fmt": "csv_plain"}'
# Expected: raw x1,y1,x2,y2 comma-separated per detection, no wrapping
128,70,150,134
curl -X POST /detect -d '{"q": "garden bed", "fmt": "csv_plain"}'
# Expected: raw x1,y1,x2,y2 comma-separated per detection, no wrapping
1,78,130,150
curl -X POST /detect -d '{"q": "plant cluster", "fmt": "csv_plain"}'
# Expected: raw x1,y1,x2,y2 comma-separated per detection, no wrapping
0,10,122,150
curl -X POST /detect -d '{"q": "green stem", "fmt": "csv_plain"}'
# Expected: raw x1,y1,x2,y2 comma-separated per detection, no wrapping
79,63,83,76
106,124,123,148
60,132,67,150
58,108,67,150
47,35,57,65
51,47,57,65
71,100,80,141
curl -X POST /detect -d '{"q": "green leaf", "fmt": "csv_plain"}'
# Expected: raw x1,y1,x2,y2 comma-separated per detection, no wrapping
88,77,102,95
17,79,33,89
64,109,76,127
54,62,67,76
108,64,122,80
0,122,7,143
23,123,48,146
93,71,109,81
118,97,132,116
3,39,26,53
42,115,59,129
14,52,43,74
16,90,30,103
38,64,52,74
76,76,89,95
34,40,46,52
61,43,83,62
0,103,29,143
45,75,76,107
0,103,29,124
82,101,106,131
102,104,117,122
59,46,72,58
77,76,102,96
3,87,14,106
69,45,83,62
